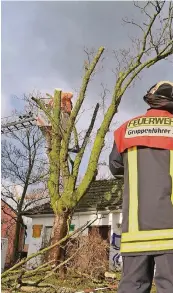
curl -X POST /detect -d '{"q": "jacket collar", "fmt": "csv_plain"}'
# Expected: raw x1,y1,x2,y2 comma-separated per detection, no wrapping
146,108,172,116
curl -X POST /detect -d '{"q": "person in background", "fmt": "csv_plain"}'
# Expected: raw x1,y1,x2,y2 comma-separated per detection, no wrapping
109,81,173,293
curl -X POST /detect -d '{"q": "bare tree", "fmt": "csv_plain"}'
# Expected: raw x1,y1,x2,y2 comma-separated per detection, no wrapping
29,1,172,265
1,126,48,263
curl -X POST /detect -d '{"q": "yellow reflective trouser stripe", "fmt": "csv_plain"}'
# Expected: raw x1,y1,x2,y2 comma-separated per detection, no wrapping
128,146,139,232
121,148,173,253
121,240,173,253
170,150,173,204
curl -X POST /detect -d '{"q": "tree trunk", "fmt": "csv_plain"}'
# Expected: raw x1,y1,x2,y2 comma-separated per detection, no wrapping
13,215,22,264
46,211,70,277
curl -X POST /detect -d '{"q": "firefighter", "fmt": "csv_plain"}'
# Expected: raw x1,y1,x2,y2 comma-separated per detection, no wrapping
109,81,173,293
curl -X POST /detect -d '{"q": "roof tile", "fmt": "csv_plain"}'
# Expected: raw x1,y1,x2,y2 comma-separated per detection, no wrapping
24,178,123,216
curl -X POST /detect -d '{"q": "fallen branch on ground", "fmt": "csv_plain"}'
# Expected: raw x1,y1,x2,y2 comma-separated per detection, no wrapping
20,243,85,288
2,218,98,279
2,216,102,292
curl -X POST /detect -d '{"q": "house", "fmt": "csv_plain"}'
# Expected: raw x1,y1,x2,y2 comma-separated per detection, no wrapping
1,199,26,270
24,178,123,270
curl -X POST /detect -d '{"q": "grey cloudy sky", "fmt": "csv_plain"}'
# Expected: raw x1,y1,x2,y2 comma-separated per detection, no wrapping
2,1,172,120
1,1,173,179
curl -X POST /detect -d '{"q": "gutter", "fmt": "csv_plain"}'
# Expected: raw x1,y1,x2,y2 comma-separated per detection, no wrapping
24,208,122,218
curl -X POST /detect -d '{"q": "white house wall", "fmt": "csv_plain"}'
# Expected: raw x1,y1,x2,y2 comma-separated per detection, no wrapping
26,211,122,270
27,216,54,269
1,238,8,272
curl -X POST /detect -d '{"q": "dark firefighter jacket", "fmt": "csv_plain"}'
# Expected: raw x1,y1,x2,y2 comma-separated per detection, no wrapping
109,109,173,256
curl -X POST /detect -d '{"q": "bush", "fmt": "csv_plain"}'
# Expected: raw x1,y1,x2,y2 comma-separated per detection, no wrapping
66,228,109,279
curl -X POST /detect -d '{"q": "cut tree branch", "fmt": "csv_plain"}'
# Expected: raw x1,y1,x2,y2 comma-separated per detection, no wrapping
69,103,100,197
2,218,98,278
60,47,104,171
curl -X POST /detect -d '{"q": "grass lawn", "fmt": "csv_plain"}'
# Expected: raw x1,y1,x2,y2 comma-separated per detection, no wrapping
2,272,157,293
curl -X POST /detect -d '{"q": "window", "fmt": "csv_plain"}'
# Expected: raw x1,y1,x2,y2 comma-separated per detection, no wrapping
32,225,43,238
42,226,52,247
88,225,111,242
